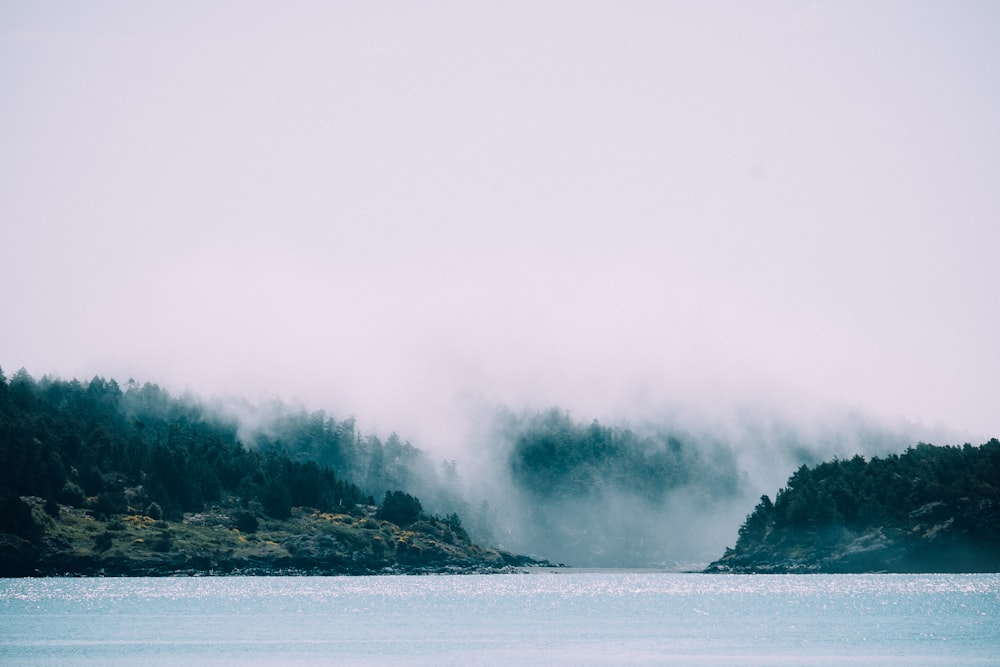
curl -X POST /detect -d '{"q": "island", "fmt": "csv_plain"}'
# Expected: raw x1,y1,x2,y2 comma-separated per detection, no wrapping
706,439,1000,573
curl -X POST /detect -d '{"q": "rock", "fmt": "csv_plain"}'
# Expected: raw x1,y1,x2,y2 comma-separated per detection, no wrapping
0,532,40,576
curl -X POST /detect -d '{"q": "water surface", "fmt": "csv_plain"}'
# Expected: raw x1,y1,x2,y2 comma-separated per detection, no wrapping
2,572,997,665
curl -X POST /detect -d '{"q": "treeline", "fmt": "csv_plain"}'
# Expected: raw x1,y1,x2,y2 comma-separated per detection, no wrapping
507,408,741,503
721,440,1000,571
496,408,745,565
0,369,375,538
248,407,466,520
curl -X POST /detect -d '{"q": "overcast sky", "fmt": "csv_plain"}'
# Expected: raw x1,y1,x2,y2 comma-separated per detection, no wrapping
2,2,998,450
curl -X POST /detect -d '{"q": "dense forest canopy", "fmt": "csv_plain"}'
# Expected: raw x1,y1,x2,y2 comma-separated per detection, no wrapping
0,368,376,537
713,440,1000,572
507,408,741,503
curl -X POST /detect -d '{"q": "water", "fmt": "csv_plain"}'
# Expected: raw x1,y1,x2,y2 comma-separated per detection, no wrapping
1,572,997,666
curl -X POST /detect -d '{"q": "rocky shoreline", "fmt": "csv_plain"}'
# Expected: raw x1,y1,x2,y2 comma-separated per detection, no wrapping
15,549,543,578
704,506,1000,574
1,500,555,578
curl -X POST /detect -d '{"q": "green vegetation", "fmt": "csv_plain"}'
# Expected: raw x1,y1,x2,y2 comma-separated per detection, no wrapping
0,368,369,528
0,497,522,576
376,491,424,526
500,408,743,566
244,410,467,525
0,367,536,576
507,408,740,503
708,440,1000,573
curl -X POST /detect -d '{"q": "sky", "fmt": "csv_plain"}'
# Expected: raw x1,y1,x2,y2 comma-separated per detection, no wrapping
2,2,998,453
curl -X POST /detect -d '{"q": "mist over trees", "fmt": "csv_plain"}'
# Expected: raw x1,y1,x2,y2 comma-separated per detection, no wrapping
456,405,938,566
4,366,983,570
452,408,746,566
221,402,468,520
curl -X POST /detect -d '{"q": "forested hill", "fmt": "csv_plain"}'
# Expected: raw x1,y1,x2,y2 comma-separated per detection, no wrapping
707,440,1000,573
0,369,537,576
497,408,745,566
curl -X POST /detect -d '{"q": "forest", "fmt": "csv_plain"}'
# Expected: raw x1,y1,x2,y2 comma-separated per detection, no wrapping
709,440,1000,572
508,408,741,504
0,368,374,537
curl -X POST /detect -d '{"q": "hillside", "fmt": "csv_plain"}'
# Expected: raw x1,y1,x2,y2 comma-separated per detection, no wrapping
0,369,543,576
496,408,745,566
1,497,538,577
706,440,1000,573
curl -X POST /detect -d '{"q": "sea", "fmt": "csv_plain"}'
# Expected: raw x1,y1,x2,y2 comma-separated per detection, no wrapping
1,572,997,666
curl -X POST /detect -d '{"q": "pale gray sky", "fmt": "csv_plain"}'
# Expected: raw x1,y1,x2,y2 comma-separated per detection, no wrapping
2,2,998,449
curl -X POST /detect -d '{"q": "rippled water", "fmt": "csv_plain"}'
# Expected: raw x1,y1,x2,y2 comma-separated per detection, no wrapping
2,572,997,665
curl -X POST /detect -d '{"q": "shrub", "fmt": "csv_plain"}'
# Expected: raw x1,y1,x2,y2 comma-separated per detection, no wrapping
94,531,113,552
145,502,163,521
234,511,259,533
376,491,423,526
56,482,86,507
152,529,172,552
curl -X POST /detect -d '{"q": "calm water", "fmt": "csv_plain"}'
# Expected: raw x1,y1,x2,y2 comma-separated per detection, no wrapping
1,572,997,666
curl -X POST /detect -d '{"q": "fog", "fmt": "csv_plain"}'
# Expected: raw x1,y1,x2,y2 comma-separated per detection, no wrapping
448,401,949,566
2,3,998,563
202,392,954,566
